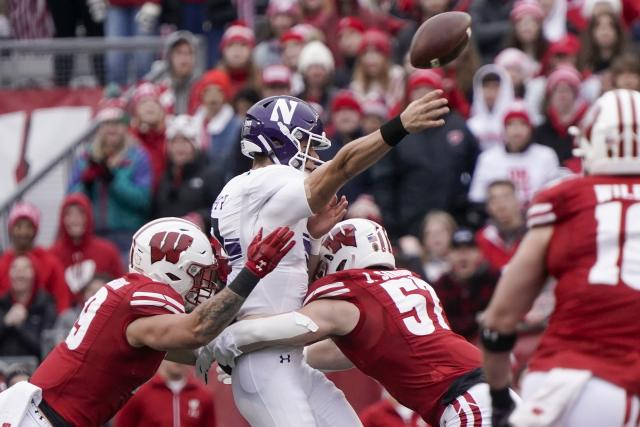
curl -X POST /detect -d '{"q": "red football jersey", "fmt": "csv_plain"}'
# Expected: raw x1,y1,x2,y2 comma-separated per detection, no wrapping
31,273,186,426
305,268,481,425
526,175,640,394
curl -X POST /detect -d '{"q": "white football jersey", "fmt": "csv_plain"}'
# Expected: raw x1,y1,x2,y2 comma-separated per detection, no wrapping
469,143,560,204
211,165,313,317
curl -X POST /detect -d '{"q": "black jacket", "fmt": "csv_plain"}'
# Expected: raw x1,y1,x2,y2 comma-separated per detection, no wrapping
0,291,57,360
534,119,574,165
371,111,479,239
153,156,225,230
470,0,515,63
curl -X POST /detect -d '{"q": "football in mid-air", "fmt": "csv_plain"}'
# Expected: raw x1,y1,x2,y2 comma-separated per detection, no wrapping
409,11,472,69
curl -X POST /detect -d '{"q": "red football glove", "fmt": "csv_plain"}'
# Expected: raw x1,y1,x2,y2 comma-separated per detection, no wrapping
245,227,295,278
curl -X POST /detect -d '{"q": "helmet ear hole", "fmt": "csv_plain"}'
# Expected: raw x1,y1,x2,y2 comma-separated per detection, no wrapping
336,259,347,272
166,273,181,281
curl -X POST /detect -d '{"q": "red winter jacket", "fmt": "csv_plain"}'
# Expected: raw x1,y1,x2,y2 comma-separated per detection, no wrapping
360,399,427,427
115,374,216,427
130,127,167,190
49,193,124,303
0,247,71,313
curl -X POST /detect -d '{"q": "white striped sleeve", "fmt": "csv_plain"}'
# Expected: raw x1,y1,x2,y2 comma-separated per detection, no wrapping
527,203,557,228
130,291,186,314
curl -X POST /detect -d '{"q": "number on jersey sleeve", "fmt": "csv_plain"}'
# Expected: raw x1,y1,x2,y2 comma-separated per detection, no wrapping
66,286,109,350
590,202,640,290
379,276,450,336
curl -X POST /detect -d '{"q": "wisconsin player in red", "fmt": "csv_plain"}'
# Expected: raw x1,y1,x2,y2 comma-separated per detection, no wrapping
205,219,519,426
481,89,640,427
0,217,294,427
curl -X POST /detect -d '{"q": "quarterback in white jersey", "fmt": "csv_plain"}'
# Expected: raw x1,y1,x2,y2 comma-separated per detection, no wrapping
209,93,450,426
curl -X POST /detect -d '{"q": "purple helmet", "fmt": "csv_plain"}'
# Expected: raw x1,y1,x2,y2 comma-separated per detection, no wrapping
240,95,331,170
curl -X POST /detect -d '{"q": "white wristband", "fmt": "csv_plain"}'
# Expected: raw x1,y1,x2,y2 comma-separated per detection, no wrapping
310,237,322,256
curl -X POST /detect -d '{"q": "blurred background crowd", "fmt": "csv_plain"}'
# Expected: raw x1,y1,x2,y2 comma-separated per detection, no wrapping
0,0,638,425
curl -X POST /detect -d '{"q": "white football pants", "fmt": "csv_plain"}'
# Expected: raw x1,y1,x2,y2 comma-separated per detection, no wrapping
231,346,362,427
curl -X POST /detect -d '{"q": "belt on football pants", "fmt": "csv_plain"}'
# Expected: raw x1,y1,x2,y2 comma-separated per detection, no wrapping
440,367,486,406
37,399,73,427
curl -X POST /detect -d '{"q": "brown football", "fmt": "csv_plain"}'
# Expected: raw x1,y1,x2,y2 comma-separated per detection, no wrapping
409,11,472,69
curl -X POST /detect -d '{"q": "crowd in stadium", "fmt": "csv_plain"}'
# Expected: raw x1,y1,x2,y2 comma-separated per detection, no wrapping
0,0,639,425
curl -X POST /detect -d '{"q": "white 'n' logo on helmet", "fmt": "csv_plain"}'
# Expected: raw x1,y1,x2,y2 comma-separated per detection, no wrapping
270,99,299,125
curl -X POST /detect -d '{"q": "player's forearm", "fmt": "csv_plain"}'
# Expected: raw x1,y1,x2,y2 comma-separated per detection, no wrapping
305,339,354,372
227,312,321,350
165,349,197,365
482,351,512,390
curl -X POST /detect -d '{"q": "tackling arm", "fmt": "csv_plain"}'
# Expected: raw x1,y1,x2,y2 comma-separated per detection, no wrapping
211,299,360,367
305,339,354,372
125,227,295,352
304,90,449,213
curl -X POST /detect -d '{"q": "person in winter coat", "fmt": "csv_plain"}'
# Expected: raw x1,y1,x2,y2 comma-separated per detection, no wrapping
470,0,516,63
152,115,225,231
469,102,559,205
49,193,124,303
0,203,71,313
467,64,515,151
533,65,589,166
129,82,167,190
115,360,216,427
0,255,57,361
191,70,242,179
159,31,201,115
68,99,152,260
371,70,479,239
217,24,259,98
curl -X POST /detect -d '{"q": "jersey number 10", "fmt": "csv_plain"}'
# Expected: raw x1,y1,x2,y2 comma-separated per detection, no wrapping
378,276,450,336
590,201,640,290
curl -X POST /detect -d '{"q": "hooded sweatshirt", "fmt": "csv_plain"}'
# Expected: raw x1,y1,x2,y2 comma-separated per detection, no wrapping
467,64,515,151
49,194,125,301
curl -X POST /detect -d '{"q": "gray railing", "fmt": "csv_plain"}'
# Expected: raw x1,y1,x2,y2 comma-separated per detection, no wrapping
0,35,206,249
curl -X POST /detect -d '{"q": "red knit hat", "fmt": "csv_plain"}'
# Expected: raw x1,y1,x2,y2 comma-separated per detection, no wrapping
280,28,305,44
94,98,127,123
338,17,365,35
546,65,582,94
8,202,40,233
407,69,444,93
510,0,545,21
358,29,391,56
194,70,232,101
331,90,362,115
220,24,255,50
503,100,531,126
262,64,292,86
131,82,162,109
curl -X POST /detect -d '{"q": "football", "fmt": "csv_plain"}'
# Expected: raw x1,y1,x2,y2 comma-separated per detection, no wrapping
409,11,472,69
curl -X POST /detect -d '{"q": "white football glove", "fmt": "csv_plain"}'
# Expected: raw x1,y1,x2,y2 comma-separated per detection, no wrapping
135,2,160,34
195,345,215,384
212,329,244,368
216,365,232,385
86,0,107,23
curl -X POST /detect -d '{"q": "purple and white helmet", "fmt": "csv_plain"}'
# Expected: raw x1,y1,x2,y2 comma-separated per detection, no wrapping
240,95,331,170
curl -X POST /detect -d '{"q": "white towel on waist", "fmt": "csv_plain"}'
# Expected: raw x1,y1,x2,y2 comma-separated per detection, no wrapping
509,368,591,427
0,381,43,426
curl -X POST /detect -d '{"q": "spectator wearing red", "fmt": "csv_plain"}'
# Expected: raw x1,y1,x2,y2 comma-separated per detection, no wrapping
217,23,258,98
503,0,549,65
115,360,215,427
475,180,526,273
438,44,481,119
0,203,71,313
350,30,405,111
534,65,589,165
299,0,338,52
0,255,57,361
191,70,242,176
129,82,167,190
334,17,365,88
261,64,293,98
433,228,499,341
49,193,124,303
